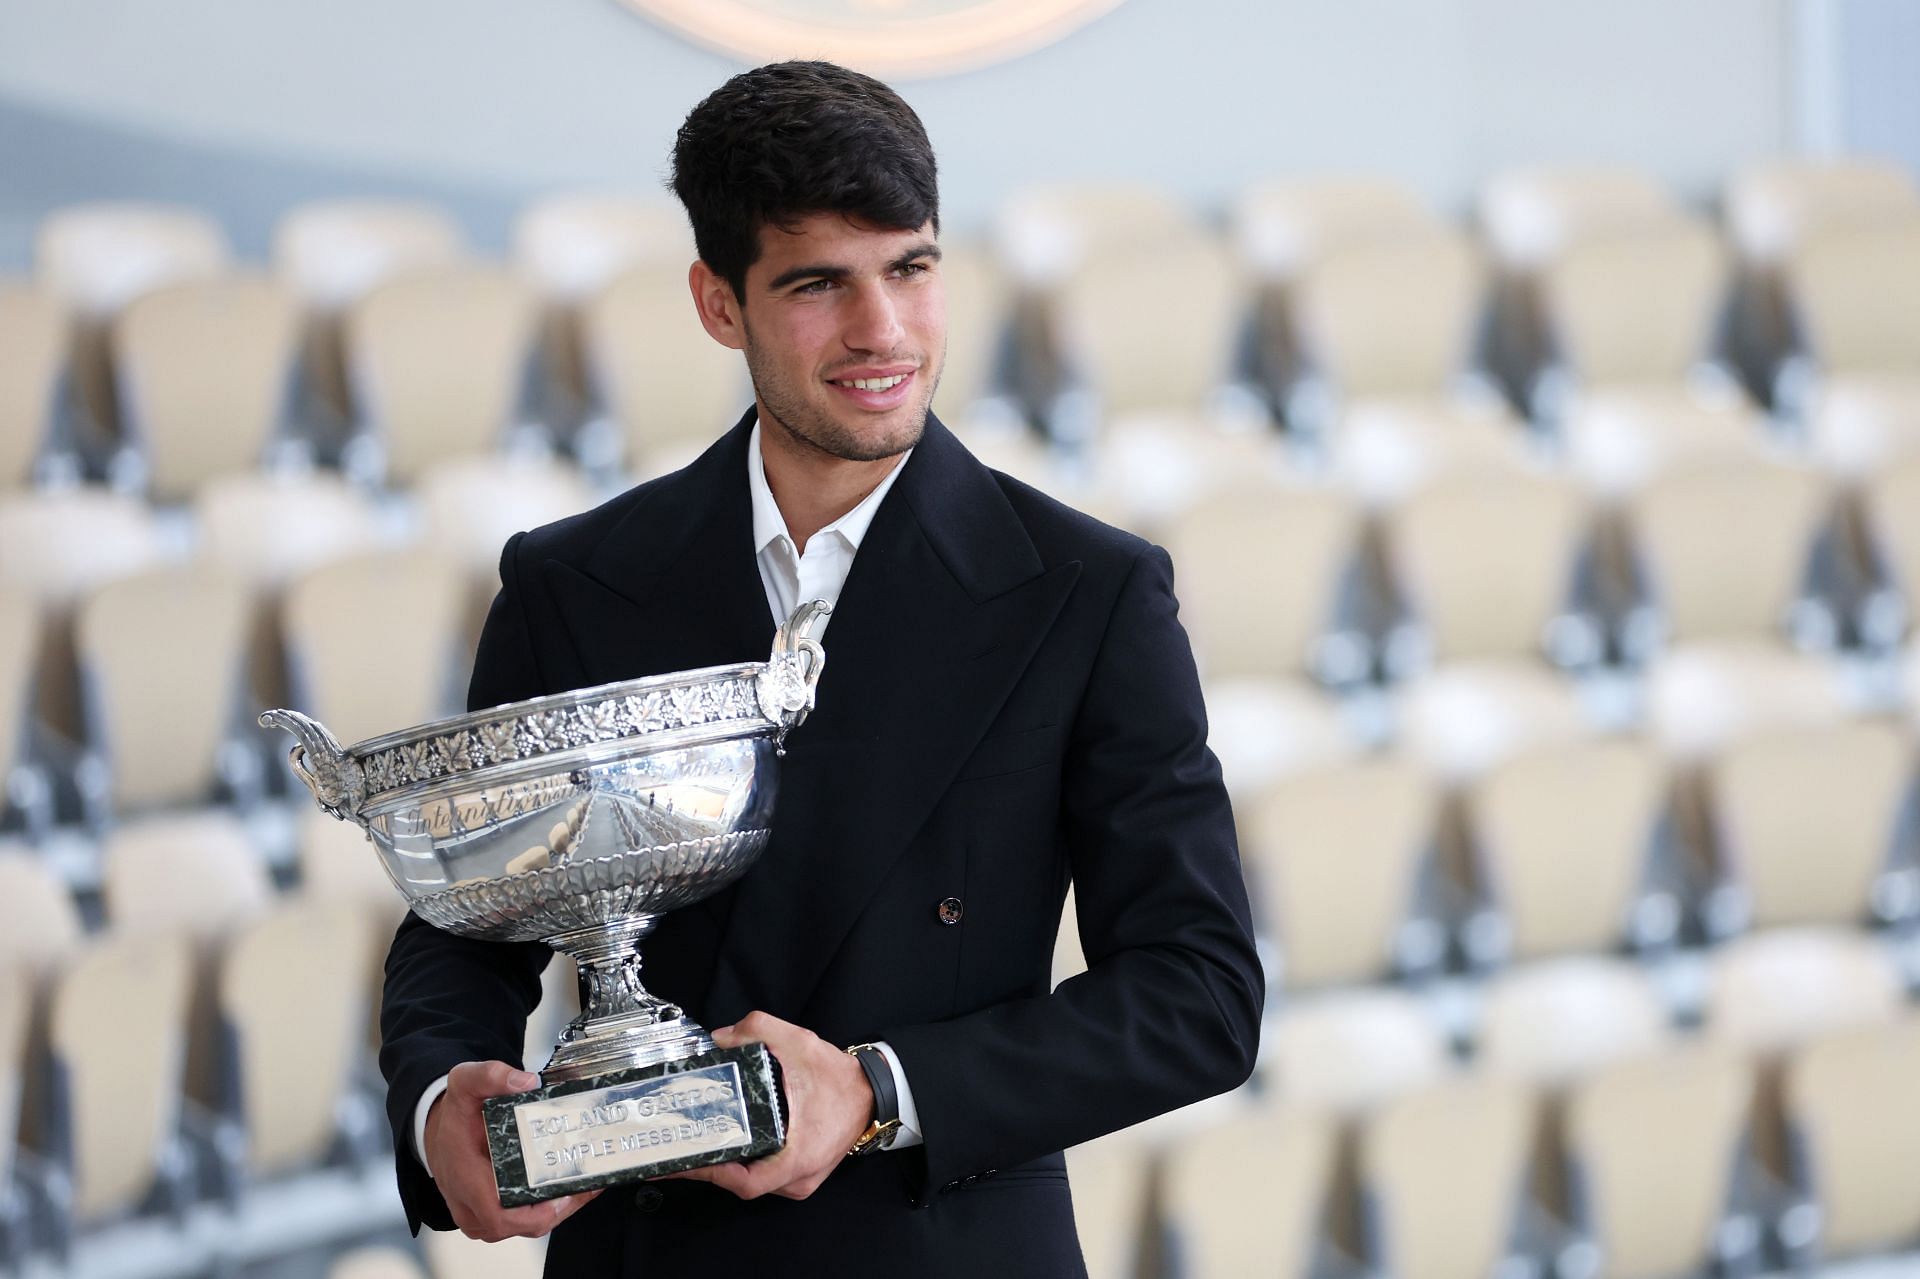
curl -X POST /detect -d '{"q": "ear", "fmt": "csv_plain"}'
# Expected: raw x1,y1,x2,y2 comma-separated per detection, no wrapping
689,260,746,352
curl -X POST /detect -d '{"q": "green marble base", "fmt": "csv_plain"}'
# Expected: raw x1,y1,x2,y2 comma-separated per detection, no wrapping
484,1043,785,1206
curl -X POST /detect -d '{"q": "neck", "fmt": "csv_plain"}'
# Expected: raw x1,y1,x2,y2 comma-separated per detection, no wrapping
757,408,905,554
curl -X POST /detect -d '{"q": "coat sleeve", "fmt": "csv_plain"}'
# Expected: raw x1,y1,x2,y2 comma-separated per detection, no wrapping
379,531,555,1233
881,544,1264,1198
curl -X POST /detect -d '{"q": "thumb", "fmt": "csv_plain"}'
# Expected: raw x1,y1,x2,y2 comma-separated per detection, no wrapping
449,1059,540,1101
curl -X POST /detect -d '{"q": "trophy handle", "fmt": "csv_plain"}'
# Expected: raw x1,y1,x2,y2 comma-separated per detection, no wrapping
258,708,367,822
758,600,830,744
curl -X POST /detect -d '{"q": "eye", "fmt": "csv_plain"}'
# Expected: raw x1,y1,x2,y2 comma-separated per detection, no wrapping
791,278,834,296
895,262,929,278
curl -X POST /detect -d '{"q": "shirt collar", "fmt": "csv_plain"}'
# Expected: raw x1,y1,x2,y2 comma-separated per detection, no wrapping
747,418,912,557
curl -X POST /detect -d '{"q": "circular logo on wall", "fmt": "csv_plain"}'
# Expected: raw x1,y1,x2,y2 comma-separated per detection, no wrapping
614,0,1125,78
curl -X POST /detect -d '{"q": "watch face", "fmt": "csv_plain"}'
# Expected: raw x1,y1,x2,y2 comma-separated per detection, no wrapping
614,0,1127,78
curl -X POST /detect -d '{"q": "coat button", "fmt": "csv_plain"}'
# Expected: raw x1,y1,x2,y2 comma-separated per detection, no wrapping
936,897,964,925
633,1185,664,1213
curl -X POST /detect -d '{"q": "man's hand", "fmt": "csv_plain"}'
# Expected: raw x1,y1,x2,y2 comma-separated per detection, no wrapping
665,1011,873,1201
424,1060,601,1241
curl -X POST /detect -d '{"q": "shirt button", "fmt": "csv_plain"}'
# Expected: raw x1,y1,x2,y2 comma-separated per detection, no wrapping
936,897,964,925
633,1185,664,1213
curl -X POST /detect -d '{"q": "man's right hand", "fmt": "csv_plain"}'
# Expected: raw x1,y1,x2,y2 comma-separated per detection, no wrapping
425,1060,601,1241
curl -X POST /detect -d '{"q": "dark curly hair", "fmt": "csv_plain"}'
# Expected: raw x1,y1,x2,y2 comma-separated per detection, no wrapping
669,61,940,301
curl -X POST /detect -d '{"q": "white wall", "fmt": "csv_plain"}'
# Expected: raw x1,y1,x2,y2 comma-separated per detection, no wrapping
0,0,1813,249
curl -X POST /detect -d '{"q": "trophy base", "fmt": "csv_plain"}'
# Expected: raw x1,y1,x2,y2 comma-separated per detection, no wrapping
483,1043,786,1206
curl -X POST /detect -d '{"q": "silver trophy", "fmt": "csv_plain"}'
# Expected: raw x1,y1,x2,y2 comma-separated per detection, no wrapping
263,601,829,1206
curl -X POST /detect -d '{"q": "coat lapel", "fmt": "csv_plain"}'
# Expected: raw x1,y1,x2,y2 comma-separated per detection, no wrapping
703,418,1081,1024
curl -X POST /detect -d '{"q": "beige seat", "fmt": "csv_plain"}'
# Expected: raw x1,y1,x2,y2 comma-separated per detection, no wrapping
345,265,540,486
0,585,41,826
101,811,273,943
37,203,230,443
0,964,27,1187
1864,455,1920,640
196,470,382,592
1393,660,1589,783
1727,159,1920,266
514,196,689,305
1705,720,1912,931
1160,1102,1339,1279
0,281,67,490
1294,226,1487,402
1784,1017,1920,1260
0,844,84,977
1267,989,1451,1114
1073,417,1284,535
1165,484,1363,685
1477,957,1672,1086
0,487,162,610
1056,231,1243,421
1061,1132,1155,1279
48,930,194,1224
1202,678,1361,807
1538,217,1732,392
1326,396,1530,511
1361,1077,1538,1279
1467,738,1669,960
1787,222,1920,476
1643,639,1848,762
1705,927,1905,1055
1479,168,1677,269
283,548,468,745
1564,1043,1755,1279
581,263,750,474
420,1229,547,1279
1244,756,1441,989
1234,177,1436,281
329,1247,429,1279
1626,456,1831,647
221,899,371,1176
996,183,1193,284
418,454,594,641
929,239,1010,428
111,273,300,502
1381,467,1591,665
75,565,253,813
298,808,404,1053
1561,387,1770,500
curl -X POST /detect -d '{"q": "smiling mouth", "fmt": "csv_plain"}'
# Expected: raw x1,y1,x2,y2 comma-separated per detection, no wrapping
827,373,911,391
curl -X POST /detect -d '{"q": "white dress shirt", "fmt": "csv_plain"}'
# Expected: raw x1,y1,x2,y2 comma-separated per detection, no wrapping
413,421,920,1175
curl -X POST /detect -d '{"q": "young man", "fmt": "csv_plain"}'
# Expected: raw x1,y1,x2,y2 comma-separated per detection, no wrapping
379,60,1262,1278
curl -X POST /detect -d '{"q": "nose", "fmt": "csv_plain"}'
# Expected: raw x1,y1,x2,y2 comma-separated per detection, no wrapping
842,280,905,354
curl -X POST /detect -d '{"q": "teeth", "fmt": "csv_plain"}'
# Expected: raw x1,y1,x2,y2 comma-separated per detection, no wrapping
836,374,908,391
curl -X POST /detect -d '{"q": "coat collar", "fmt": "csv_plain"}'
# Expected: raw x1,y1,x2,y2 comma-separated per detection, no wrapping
539,406,1082,1020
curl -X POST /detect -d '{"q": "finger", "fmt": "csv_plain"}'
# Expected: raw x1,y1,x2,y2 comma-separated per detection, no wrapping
448,1059,540,1101
481,1189,601,1239
713,1010,788,1049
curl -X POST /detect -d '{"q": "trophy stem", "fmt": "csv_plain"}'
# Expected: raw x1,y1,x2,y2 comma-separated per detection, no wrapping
541,916,714,1082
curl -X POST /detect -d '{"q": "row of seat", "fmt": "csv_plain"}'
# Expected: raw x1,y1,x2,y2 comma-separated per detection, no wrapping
1061,931,1920,1279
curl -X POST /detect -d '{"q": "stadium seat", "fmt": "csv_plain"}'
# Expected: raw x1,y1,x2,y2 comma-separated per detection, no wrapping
1784,1017,1920,1261
1392,660,1588,783
1622,455,1833,650
1704,928,1905,1055
995,182,1193,284
219,899,372,1178
1466,737,1673,961
420,1229,547,1279
1165,484,1365,686
1703,720,1915,932
75,565,255,813
1062,1131,1155,1279
1726,159,1920,267
196,470,383,591
1561,388,1770,500
417,454,595,640
101,810,274,944
1359,1076,1539,1279
0,281,68,491
1564,1043,1758,1279
929,239,1013,429
580,263,750,475
0,964,27,1199
1202,676,1361,805
1234,177,1437,282
1786,220,1920,477
1476,956,1672,1086
1642,639,1849,762
1243,756,1444,988
110,273,301,502
329,1247,428,1279
1479,168,1678,270
0,845,84,977
1379,466,1595,667
1266,989,1451,1114
1160,1102,1339,1279
0,586,47,835
283,548,468,745
344,265,541,486
46,930,195,1227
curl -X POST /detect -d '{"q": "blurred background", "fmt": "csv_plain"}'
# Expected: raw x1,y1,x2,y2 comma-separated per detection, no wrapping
3,0,1920,1276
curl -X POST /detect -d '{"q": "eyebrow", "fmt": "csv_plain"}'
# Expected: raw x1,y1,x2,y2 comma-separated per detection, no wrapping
766,241,943,292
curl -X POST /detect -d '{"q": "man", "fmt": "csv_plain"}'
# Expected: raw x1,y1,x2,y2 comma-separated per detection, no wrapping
380,60,1262,1278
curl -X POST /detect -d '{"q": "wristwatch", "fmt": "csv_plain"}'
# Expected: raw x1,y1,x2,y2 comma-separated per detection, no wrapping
845,1042,902,1156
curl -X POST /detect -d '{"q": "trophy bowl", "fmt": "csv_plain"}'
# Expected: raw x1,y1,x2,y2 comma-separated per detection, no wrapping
262,601,829,1204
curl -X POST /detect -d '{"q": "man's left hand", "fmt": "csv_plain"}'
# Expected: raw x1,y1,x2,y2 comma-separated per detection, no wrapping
663,1010,873,1200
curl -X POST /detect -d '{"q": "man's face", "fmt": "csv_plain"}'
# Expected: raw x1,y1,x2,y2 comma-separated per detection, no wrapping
699,214,946,463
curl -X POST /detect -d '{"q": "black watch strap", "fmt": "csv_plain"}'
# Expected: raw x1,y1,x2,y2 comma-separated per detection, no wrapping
846,1043,900,1153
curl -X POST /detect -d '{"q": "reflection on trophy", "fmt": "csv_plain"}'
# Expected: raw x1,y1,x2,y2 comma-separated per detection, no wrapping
261,601,830,1206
